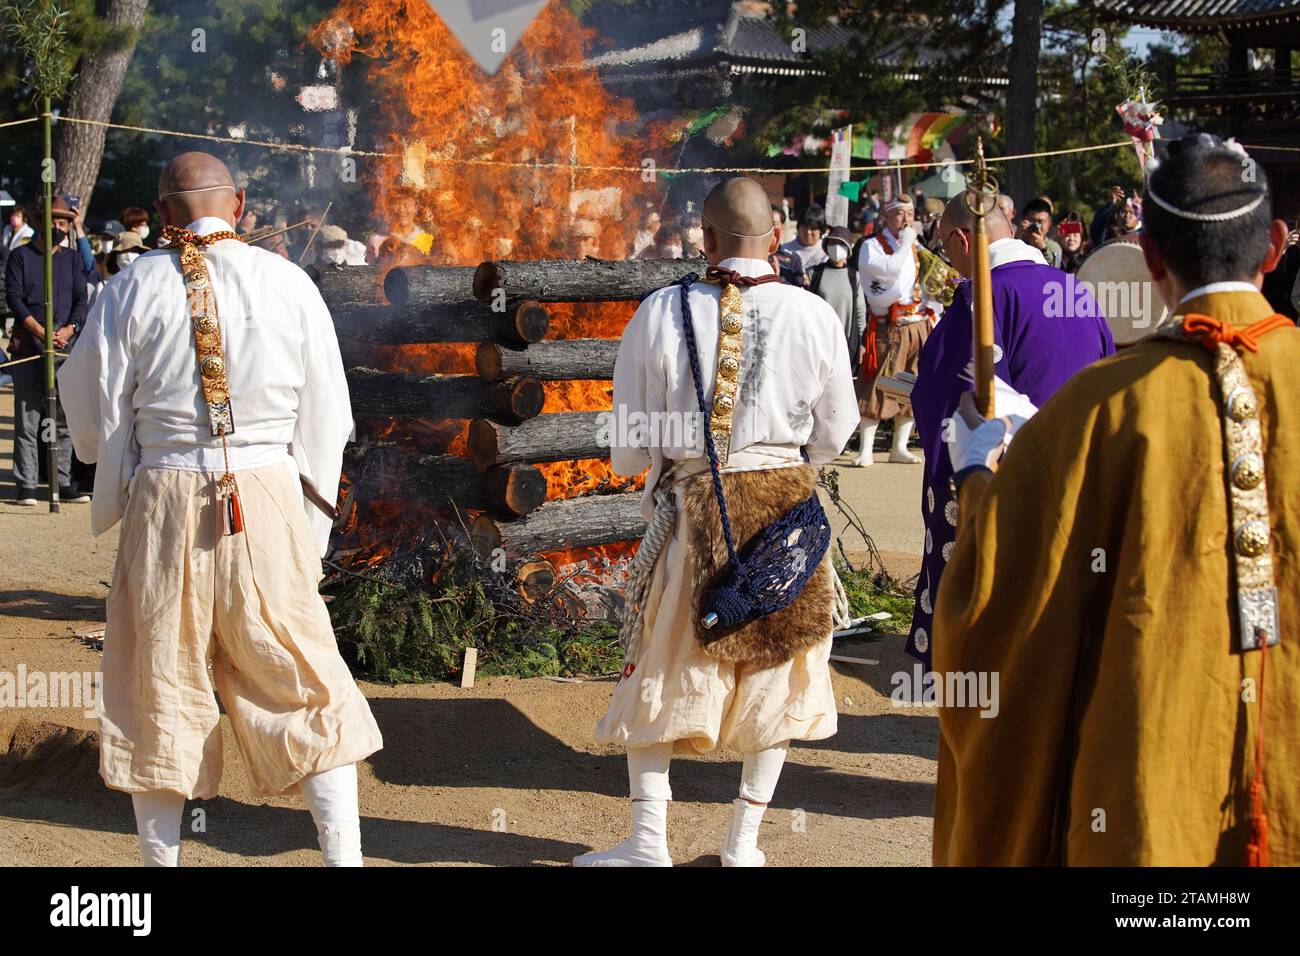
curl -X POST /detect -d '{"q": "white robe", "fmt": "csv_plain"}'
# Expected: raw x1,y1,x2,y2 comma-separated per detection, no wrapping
857,227,935,319
58,216,353,556
610,256,859,519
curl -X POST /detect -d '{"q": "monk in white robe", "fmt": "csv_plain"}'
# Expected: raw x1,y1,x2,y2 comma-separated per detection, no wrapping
850,195,943,467
58,152,382,866
575,178,858,866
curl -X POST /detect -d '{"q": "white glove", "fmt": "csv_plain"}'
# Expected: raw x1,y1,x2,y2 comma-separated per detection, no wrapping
947,378,1038,474
898,225,918,247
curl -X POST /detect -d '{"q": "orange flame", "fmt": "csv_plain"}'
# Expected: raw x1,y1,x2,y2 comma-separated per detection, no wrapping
314,1,654,580
311,1,649,264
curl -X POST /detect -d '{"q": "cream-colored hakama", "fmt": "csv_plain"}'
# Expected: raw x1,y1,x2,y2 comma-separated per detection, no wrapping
99,461,382,799
58,215,384,803
594,447,837,755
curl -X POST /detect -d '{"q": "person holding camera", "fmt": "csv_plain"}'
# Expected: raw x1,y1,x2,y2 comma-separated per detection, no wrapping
1019,198,1063,270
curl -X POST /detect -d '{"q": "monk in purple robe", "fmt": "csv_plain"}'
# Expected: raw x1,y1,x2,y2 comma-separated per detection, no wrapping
905,195,1115,666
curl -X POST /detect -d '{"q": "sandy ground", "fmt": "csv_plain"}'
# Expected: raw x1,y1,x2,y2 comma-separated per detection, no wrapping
0,383,935,866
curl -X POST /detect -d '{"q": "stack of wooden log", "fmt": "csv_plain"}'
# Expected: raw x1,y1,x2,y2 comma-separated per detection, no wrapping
315,256,694,572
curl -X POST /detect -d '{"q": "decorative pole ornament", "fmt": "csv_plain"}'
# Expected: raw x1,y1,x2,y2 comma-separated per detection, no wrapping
963,136,999,419
1116,86,1164,178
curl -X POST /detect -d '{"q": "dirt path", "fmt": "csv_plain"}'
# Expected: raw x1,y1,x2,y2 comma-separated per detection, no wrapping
0,384,936,866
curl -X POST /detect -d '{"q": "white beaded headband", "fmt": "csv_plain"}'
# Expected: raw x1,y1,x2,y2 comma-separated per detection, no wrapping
157,184,237,201
1144,186,1266,223
701,210,773,239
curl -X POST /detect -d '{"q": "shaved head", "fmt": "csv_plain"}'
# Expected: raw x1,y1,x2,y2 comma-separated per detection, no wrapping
938,193,1013,278
155,151,243,228
701,177,779,264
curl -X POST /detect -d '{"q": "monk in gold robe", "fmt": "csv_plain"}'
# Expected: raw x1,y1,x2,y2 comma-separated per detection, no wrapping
931,137,1298,865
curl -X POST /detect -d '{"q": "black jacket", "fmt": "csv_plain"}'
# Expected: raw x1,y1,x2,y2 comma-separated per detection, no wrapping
4,243,87,358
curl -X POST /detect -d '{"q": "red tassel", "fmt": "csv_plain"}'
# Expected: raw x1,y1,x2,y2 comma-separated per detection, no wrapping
1246,640,1269,866
1247,778,1269,867
227,493,244,535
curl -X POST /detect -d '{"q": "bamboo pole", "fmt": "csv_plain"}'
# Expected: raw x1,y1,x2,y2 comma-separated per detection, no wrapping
41,96,59,512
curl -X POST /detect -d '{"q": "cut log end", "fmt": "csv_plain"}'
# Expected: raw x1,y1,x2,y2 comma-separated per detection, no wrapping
518,559,558,603
473,262,502,303
382,267,411,306
467,419,501,472
475,341,507,382
512,300,550,342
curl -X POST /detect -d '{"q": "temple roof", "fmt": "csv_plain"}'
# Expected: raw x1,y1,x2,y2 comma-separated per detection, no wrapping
1095,0,1300,32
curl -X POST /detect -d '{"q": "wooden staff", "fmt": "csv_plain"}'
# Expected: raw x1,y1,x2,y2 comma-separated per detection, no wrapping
964,137,999,419
297,201,333,265
241,219,311,245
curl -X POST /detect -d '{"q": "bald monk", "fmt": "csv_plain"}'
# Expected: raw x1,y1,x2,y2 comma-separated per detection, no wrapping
58,152,382,866
932,137,1299,864
906,193,1112,669
576,177,857,866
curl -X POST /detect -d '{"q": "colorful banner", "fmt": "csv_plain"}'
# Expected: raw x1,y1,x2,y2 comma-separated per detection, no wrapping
825,125,852,227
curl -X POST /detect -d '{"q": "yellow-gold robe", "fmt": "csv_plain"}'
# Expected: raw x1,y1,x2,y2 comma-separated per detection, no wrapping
932,289,1299,865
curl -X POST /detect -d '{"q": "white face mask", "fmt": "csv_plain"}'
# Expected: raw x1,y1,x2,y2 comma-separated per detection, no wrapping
136,225,149,239
317,247,345,266
116,251,139,268
828,245,848,265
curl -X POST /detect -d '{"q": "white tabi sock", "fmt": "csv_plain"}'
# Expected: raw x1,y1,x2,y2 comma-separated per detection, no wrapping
889,416,921,463
573,800,672,867
132,790,184,867
301,763,364,867
850,420,878,467
722,743,789,867
573,742,673,866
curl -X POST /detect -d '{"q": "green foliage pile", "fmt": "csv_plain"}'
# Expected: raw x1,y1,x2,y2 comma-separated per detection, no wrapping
327,548,623,684
834,560,915,636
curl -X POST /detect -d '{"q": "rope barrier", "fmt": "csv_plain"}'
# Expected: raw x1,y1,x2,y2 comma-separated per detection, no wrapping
50,113,1139,175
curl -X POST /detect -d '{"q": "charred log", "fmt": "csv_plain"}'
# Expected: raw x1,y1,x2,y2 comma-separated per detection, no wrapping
382,265,480,307
344,444,546,518
309,264,388,305
347,368,544,424
469,492,646,559
468,412,608,471
472,257,697,303
332,300,549,347
475,338,617,382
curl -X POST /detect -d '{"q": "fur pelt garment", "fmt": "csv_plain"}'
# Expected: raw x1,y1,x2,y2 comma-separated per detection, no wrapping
682,462,834,668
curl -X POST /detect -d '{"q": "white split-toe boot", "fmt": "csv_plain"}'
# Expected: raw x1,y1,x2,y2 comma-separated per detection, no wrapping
720,798,768,867
889,416,921,464
318,824,364,867
573,799,672,867
849,420,878,467
138,844,180,867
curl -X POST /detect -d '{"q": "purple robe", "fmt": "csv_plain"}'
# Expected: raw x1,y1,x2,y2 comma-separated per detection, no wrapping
907,259,1115,666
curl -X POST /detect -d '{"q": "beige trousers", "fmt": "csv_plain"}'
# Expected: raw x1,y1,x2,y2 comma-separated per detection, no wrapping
99,462,383,799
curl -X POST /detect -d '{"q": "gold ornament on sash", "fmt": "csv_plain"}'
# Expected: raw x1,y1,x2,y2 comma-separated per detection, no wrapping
706,281,746,466
161,224,245,536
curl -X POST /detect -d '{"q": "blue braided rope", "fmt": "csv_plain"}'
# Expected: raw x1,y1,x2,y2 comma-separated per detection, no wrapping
677,273,744,578
676,274,832,630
